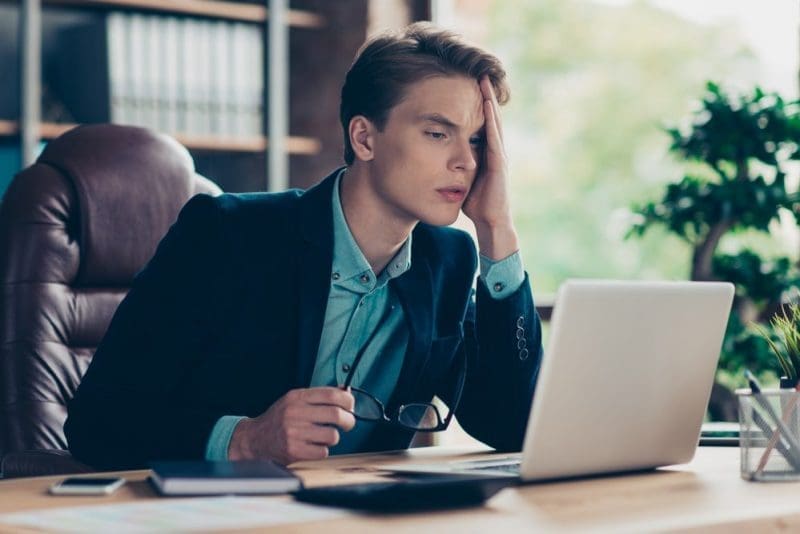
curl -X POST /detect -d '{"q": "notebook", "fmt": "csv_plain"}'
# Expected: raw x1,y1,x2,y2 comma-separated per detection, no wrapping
386,280,734,481
150,460,302,495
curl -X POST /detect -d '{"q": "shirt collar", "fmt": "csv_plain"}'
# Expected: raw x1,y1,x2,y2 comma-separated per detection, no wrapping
330,170,412,287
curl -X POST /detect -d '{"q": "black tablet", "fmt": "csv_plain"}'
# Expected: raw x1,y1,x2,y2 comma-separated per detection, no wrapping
293,475,515,511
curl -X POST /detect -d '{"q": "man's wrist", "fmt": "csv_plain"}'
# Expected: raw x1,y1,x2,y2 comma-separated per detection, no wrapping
227,418,252,460
475,220,519,261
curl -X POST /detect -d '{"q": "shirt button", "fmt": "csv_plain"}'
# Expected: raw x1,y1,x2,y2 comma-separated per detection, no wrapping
360,274,370,284
331,272,340,281
493,282,505,292
342,363,351,372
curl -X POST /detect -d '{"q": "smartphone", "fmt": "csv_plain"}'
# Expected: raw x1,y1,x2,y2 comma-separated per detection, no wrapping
49,477,126,495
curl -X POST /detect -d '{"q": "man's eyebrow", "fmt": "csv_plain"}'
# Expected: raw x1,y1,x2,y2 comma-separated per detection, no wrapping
418,113,485,136
418,113,458,129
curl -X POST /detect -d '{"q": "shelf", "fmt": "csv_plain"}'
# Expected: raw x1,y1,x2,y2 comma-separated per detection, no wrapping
174,131,322,154
0,121,322,155
0,120,16,137
8,0,326,26
40,122,79,139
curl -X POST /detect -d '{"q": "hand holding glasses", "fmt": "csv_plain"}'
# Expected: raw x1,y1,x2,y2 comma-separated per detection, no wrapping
341,341,467,432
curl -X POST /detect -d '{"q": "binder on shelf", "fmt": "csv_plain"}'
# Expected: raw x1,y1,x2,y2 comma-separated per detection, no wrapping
107,12,128,125
143,15,161,131
52,11,266,143
53,13,119,125
244,24,264,138
197,19,213,136
0,5,21,120
128,13,146,127
223,22,238,138
175,17,189,134
183,17,201,135
210,20,230,137
162,16,180,134
230,22,249,137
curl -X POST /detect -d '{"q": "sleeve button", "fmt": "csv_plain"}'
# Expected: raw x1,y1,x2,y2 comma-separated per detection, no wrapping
493,282,505,292
516,316,525,328
519,348,529,361
516,328,524,339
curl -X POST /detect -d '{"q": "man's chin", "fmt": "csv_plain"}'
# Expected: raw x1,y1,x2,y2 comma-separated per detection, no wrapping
418,211,461,227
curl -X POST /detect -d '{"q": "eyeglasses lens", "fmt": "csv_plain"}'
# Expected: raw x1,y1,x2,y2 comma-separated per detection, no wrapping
398,403,441,430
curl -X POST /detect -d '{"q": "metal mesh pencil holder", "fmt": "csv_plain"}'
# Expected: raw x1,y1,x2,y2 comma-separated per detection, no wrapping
738,389,800,481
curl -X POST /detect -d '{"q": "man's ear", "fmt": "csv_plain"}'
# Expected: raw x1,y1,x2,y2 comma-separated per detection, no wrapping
349,115,375,162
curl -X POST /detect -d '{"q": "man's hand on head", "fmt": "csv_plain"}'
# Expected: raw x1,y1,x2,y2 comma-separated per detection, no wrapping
462,76,519,261
227,387,356,465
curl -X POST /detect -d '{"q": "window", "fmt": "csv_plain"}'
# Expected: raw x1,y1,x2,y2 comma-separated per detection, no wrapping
437,0,799,295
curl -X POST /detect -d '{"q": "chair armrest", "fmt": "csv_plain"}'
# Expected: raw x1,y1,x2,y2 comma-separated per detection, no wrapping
1,450,94,479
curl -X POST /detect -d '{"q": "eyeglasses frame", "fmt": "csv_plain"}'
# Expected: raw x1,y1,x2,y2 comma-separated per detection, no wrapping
342,336,467,433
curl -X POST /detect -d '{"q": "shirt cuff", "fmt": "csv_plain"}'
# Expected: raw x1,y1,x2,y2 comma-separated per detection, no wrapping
204,415,246,461
479,251,525,300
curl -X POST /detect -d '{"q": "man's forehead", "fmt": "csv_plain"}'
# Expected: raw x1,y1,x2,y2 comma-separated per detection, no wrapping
393,76,485,131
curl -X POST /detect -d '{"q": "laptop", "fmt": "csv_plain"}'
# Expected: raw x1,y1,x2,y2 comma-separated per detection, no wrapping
387,280,734,481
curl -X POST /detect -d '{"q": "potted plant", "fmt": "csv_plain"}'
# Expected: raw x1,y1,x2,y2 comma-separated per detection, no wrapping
755,304,800,389
628,82,800,419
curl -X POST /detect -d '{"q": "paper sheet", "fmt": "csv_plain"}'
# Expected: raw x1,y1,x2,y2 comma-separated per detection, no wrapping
0,496,350,533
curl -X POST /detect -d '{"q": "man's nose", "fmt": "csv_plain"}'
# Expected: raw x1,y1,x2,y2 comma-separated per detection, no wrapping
452,139,478,172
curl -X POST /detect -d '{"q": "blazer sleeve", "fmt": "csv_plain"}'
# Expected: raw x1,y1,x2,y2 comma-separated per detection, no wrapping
65,193,236,470
440,273,543,452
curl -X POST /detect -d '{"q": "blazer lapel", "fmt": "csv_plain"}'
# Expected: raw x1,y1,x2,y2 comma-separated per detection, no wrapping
292,170,340,388
389,252,434,412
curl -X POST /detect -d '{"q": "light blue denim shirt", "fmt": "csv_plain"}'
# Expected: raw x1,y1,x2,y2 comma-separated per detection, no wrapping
205,170,526,459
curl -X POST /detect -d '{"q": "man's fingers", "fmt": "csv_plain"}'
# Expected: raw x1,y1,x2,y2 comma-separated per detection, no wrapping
483,99,504,163
303,405,357,431
301,387,355,410
286,442,329,464
480,76,504,144
304,423,341,446
487,78,503,139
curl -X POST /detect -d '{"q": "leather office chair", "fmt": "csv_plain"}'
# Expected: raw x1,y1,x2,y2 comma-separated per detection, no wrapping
0,124,221,478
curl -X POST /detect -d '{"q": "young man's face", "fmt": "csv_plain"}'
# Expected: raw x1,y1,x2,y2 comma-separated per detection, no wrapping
365,75,485,227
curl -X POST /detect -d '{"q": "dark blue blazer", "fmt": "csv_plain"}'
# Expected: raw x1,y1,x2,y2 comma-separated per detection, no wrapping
65,169,543,470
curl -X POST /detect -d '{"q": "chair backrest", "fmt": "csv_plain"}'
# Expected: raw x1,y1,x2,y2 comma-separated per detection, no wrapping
0,124,221,459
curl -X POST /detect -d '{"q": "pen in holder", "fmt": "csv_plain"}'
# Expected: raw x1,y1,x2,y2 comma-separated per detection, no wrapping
738,388,800,481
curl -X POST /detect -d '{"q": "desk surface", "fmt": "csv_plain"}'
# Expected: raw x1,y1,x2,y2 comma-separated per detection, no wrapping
1,446,799,532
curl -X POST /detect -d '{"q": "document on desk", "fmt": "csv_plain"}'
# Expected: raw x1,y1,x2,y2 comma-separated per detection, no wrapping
0,496,350,533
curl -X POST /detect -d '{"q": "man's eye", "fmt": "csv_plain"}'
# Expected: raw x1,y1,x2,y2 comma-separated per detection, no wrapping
426,131,447,140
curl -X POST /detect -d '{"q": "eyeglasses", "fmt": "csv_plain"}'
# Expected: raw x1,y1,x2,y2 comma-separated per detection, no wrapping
342,337,467,432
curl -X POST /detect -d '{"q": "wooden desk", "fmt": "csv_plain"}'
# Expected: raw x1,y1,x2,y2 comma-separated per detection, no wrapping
1,446,799,532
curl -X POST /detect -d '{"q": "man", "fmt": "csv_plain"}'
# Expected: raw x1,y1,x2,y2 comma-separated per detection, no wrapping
65,22,543,470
